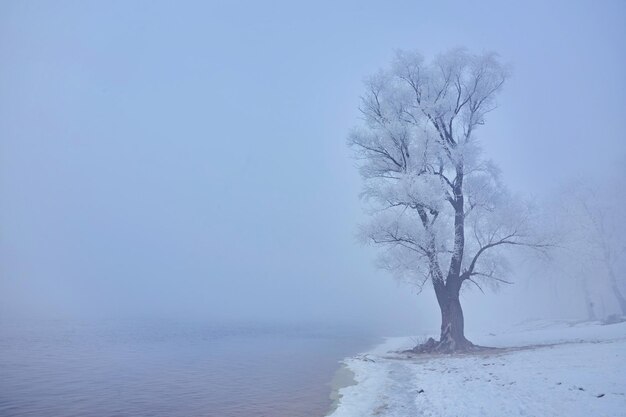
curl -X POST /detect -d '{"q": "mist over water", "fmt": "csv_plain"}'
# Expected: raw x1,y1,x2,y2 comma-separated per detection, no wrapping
0,319,377,417
2,0,624,331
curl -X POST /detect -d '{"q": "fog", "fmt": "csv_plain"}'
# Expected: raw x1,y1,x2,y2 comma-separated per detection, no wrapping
1,0,625,335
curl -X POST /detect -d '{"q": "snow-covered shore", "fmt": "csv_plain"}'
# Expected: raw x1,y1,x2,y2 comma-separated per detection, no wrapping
327,320,626,417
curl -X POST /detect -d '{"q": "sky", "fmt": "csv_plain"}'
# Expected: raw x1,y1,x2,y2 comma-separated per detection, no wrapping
1,0,625,332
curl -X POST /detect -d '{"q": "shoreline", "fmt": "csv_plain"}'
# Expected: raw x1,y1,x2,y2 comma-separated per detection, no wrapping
324,336,412,417
324,336,391,417
326,320,626,417
325,364,357,416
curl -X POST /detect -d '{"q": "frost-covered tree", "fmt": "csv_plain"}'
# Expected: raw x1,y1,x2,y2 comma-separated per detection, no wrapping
349,49,542,352
547,175,626,319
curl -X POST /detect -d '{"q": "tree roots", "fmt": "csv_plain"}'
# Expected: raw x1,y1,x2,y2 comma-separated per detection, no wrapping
404,337,489,354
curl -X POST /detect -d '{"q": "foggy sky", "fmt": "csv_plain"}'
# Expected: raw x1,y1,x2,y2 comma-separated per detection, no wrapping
1,0,625,332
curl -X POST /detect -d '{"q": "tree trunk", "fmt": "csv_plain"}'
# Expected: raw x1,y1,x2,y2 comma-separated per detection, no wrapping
414,163,475,354
581,278,597,321
608,269,626,315
598,230,625,316
585,296,597,321
436,164,472,352
438,296,471,351
432,277,473,352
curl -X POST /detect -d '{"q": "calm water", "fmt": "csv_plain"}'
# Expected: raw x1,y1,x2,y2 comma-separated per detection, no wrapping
0,319,376,417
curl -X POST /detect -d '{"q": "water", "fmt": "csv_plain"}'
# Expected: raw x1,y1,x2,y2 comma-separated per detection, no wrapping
0,319,376,417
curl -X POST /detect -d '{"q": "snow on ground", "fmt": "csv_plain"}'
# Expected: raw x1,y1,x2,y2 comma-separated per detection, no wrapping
327,320,626,417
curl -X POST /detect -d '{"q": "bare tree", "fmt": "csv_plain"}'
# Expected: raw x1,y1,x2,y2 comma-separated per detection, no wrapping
349,49,543,352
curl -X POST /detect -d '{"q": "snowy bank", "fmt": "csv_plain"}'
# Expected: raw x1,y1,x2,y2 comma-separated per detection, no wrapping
327,320,626,417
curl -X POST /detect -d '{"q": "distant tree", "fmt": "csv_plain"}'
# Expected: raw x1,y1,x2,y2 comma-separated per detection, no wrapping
549,175,626,319
349,49,544,352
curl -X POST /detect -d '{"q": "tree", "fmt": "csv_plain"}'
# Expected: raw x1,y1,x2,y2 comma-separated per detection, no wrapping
547,175,626,319
349,48,542,352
